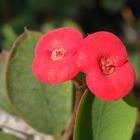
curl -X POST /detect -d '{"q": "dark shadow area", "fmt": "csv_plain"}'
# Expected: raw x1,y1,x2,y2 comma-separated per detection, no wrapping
123,92,137,107
132,126,140,140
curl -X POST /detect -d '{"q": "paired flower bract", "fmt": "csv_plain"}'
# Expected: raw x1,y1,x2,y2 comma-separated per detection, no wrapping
32,28,135,101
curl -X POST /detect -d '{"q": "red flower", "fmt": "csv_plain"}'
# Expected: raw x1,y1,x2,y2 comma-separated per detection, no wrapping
77,31,135,100
32,27,83,83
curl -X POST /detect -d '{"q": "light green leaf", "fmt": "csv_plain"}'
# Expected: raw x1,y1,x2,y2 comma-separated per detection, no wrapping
5,30,72,138
74,91,137,140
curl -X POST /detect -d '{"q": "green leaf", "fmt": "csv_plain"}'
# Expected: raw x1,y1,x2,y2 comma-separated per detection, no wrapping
74,91,137,140
0,132,19,140
5,30,73,138
0,51,14,114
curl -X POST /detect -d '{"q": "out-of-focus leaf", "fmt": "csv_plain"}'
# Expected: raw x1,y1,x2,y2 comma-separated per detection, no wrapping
1,14,38,50
41,19,60,33
8,15,38,34
1,24,17,50
41,18,83,34
5,30,72,138
2,24,17,44
61,19,84,34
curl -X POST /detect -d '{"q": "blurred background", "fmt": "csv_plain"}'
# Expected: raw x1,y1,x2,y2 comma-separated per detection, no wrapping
1,0,140,51
0,0,140,139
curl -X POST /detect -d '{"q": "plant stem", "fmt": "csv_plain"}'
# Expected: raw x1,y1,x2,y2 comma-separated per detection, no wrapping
61,78,86,140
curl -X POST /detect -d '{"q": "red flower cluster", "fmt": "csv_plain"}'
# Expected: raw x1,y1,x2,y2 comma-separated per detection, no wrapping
32,28,135,100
